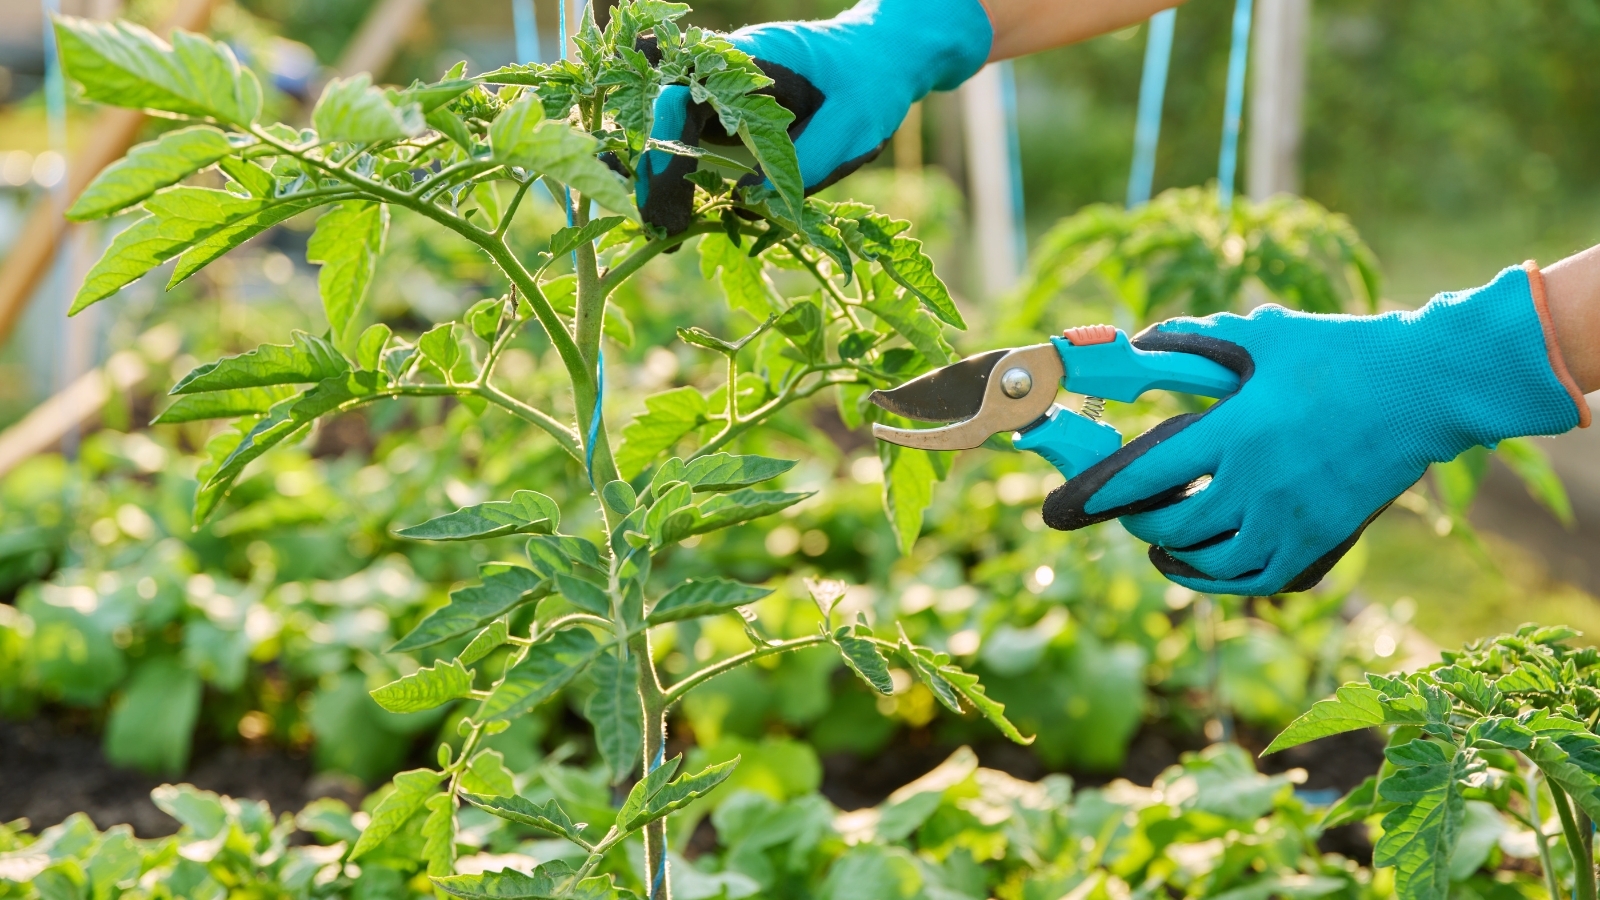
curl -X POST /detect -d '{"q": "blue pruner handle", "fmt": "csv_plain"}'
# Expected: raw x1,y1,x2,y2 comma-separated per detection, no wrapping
1053,331,1239,401
1013,405,1122,480
1012,328,1242,480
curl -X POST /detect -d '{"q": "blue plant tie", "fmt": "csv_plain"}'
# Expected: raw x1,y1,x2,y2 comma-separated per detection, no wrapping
1126,8,1176,209
585,348,603,484
1216,0,1254,214
647,742,667,897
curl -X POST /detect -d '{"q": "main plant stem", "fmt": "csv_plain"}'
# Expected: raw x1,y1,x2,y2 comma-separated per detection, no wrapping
630,632,669,900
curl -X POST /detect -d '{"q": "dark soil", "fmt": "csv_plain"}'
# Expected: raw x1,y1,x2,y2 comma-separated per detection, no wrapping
0,716,363,837
5,704,1383,857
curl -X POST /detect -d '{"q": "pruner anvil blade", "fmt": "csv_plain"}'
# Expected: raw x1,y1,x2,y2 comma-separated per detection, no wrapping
867,344,1065,450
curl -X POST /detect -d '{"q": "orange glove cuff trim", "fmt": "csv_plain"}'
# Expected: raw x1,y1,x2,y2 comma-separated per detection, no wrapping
1524,260,1590,428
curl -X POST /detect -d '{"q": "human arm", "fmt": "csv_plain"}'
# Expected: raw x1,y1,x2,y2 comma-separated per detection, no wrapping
982,0,1186,60
1541,244,1600,392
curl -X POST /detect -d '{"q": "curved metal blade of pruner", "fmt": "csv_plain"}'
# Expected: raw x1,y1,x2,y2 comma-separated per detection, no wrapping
866,349,1009,422
868,344,1064,450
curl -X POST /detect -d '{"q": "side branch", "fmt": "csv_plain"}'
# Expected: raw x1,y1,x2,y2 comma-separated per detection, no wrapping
661,634,829,708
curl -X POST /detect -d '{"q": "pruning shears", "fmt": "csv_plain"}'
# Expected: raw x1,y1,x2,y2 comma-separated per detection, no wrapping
868,325,1241,479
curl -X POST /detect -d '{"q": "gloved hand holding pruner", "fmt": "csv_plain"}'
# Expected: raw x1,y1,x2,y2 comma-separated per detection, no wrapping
640,0,1600,596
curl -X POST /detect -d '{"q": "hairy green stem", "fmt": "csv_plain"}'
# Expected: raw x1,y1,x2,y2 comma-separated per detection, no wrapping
1522,762,1565,900
1553,782,1595,900
496,178,534,238
630,632,670,900
596,221,725,296
690,372,848,461
661,634,830,708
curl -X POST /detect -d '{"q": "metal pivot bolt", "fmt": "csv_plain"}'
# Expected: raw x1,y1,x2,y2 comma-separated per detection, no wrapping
999,367,1033,398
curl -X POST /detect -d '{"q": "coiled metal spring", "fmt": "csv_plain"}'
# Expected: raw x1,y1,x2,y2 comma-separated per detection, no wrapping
1081,396,1106,421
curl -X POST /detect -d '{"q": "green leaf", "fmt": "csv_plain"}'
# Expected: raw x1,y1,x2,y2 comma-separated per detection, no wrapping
172,331,348,394
647,578,773,625
549,216,626,259
482,628,601,721
396,490,559,541
618,757,740,832
167,197,318,288
1374,739,1478,900
903,643,1031,745
457,793,586,843
420,792,456,876
357,323,392,371
459,619,510,665
296,798,362,844
67,125,235,221
1263,683,1387,754
878,441,939,555
491,97,636,221
218,154,276,197
601,480,638,516
1432,445,1490,515
902,634,960,711
370,658,474,713
659,488,813,543
835,630,893,695
1321,775,1380,829
681,453,796,492
615,387,708,479
150,783,227,838
617,755,682,832
460,749,516,798
392,564,547,652
312,73,424,143
150,385,298,424
428,106,476,151
525,535,606,578
73,187,273,313
774,297,824,362
583,650,642,784
835,212,963,328
1524,712,1600,821
879,238,963,329
555,574,611,617
351,768,444,859
861,267,955,367
697,63,800,220
54,16,262,125
307,201,388,347
432,863,584,900
395,78,475,113
699,231,778,319
195,371,388,521
1496,437,1574,526
104,656,201,776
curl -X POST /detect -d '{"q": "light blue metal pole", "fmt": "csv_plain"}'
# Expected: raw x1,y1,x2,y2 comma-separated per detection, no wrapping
1216,0,1254,215
512,0,540,64
1126,8,1175,209
998,60,1027,266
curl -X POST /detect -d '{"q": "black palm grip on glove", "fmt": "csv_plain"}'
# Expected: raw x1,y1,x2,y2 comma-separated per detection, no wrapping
636,35,879,234
1038,328,1386,592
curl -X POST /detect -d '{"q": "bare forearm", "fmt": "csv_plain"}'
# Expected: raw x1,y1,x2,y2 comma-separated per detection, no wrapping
1543,246,1600,393
980,0,1187,60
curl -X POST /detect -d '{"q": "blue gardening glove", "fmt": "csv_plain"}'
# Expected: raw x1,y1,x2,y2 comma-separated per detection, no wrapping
1042,264,1589,596
636,0,994,234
